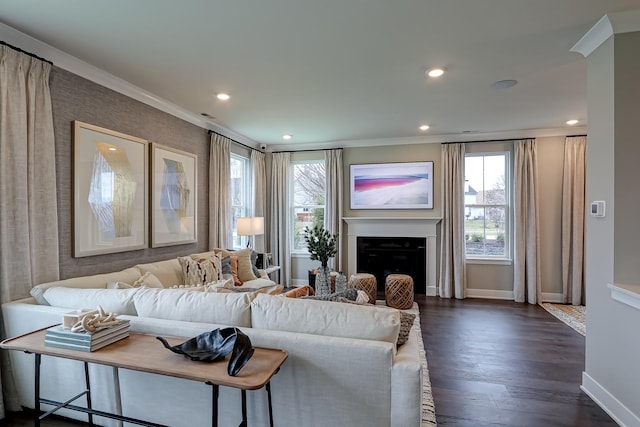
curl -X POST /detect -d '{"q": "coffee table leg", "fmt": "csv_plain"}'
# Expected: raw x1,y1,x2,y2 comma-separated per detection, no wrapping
209,382,219,427
240,390,247,427
83,362,94,426
266,382,274,427
34,353,41,427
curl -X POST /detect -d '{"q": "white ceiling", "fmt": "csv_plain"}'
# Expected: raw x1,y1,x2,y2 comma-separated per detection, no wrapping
1,0,639,148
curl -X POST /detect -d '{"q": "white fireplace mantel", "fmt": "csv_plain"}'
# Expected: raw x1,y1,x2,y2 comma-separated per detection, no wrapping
343,217,441,296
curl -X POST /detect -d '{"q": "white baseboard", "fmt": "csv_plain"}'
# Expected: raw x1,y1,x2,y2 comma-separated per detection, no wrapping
465,288,514,300
540,292,564,303
581,371,640,427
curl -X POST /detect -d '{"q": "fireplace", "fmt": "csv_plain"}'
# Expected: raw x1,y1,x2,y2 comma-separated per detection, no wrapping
344,217,441,296
357,236,426,294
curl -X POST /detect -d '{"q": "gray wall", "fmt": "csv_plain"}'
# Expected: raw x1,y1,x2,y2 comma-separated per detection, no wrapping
50,67,210,279
584,31,640,421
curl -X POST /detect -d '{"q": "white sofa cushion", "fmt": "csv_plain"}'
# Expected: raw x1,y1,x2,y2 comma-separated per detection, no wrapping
250,293,401,347
42,287,140,315
135,259,183,287
133,288,252,327
31,267,142,305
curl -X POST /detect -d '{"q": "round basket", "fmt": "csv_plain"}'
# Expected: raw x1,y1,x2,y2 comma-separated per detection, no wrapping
347,273,377,304
385,274,414,309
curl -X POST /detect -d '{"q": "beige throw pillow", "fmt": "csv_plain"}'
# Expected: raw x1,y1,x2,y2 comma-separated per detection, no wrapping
132,272,164,288
212,248,257,283
178,254,222,286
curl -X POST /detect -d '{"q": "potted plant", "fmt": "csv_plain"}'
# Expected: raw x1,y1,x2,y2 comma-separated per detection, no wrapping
303,225,338,296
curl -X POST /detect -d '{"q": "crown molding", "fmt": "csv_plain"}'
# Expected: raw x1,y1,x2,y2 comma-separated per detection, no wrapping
269,126,587,152
572,10,640,57
0,22,259,148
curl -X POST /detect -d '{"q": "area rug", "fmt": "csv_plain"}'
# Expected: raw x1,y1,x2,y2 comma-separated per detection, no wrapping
404,304,438,427
541,303,586,336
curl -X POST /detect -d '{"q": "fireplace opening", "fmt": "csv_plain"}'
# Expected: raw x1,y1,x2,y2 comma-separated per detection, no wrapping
356,236,426,294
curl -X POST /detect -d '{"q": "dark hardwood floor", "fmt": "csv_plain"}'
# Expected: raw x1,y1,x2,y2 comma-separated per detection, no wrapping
3,297,616,426
417,296,616,427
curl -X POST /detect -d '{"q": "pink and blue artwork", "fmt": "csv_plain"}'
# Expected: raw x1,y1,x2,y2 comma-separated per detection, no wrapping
350,162,433,209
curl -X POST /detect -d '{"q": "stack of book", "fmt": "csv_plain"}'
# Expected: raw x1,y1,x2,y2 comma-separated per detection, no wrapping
44,320,130,352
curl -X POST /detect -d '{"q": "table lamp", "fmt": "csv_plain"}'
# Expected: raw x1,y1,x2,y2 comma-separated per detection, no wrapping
237,216,264,248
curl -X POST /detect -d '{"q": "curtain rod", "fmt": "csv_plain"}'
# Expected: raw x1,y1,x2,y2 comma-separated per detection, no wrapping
441,134,587,145
1,40,53,65
271,147,343,154
208,130,262,153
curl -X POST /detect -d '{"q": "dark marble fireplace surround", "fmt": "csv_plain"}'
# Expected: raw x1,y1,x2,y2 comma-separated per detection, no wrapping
357,236,426,294
344,217,440,296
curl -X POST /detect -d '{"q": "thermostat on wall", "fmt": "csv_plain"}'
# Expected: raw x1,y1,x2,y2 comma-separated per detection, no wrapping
591,201,606,217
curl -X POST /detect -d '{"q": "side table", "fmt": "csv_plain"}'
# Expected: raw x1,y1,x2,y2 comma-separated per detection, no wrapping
1,327,288,427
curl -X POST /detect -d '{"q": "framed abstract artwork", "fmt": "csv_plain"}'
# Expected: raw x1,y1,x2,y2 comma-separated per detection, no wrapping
73,121,148,257
150,143,197,247
350,161,434,209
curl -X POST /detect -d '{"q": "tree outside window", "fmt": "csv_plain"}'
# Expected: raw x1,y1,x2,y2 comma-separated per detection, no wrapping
291,161,325,251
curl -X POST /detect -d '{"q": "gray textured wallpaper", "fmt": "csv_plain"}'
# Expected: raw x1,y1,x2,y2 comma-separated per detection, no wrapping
50,67,210,279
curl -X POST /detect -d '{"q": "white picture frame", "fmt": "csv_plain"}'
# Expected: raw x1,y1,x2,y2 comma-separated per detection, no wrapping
73,121,148,257
150,143,198,247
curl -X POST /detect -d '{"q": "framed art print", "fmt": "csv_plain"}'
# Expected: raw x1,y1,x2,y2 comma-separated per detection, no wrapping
350,161,434,209
73,121,148,257
150,143,197,247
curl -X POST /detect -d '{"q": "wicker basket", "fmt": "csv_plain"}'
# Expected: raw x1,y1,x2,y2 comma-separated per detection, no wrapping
348,273,377,304
385,274,414,309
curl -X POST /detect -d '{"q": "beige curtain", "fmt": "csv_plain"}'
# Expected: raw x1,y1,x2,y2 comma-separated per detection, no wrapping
325,149,343,272
562,136,586,305
208,133,231,249
513,139,540,304
269,153,291,285
0,46,59,415
250,150,267,253
439,143,466,299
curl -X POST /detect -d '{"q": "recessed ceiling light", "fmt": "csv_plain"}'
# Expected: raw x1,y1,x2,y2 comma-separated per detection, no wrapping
491,79,518,90
419,125,430,131
566,119,579,125
108,147,117,151
283,134,292,140
426,68,445,78
216,93,230,101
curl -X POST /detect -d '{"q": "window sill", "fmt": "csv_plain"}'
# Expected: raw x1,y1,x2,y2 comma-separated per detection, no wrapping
290,252,311,258
608,283,640,311
465,258,512,266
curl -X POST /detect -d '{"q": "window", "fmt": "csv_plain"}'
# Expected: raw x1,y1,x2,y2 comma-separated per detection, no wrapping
230,154,249,249
464,152,510,259
291,161,326,252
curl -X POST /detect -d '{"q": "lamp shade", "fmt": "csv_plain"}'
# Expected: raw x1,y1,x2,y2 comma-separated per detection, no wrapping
237,217,264,236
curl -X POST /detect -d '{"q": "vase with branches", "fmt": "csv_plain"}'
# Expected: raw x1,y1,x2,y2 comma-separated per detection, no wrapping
303,225,337,295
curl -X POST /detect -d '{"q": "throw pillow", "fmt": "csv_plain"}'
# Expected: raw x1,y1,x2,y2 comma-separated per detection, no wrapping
106,281,133,289
212,248,258,282
178,254,222,286
302,288,359,302
230,256,242,286
283,285,315,298
221,256,232,275
132,272,164,288
397,312,416,347
216,284,283,297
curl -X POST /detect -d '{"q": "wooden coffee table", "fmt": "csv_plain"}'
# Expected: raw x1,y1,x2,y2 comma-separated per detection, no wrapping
1,327,288,427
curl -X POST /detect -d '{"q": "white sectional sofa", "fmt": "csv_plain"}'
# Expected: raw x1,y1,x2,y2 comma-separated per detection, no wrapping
1,251,423,427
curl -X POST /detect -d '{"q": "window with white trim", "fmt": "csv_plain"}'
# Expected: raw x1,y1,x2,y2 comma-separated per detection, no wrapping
230,153,249,249
290,160,326,252
464,152,510,259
